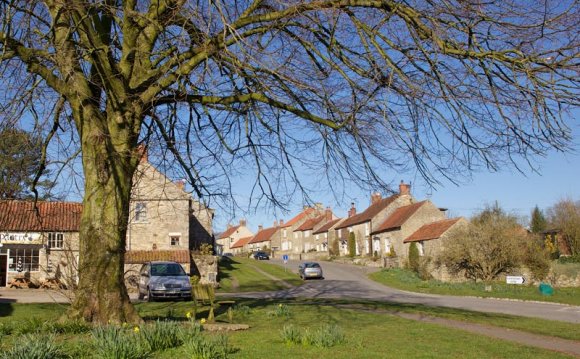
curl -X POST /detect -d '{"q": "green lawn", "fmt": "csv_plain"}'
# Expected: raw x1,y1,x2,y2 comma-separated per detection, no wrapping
369,268,580,306
0,300,577,358
217,256,302,292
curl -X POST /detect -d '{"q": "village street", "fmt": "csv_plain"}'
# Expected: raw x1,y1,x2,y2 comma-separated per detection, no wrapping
1,259,579,325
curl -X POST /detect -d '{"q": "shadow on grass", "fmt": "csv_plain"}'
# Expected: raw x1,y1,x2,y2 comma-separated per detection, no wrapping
0,303,14,317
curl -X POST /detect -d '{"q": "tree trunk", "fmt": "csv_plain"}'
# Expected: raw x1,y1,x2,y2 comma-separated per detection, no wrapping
70,120,141,324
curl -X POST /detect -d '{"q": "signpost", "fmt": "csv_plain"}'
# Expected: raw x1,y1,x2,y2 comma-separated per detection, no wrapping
282,254,289,272
506,276,525,285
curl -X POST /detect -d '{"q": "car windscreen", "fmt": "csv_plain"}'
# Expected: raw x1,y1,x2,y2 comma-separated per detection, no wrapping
150,263,186,276
304,263,320,268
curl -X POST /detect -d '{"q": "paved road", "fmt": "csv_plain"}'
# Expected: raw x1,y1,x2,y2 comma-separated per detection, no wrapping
1,259,579,324
235,259,580,324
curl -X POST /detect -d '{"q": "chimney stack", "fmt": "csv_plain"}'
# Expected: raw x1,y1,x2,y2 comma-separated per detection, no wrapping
175,179,185,191
348,202,356,217
227,223,232,229
239,219,247,227
258,225,263,232
137,144,148,163
325,207,333,221
399,180,411,195
273,220,278,227
371,192,382,204
279,219,284,226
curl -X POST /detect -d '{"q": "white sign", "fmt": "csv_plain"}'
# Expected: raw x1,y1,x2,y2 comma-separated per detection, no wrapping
506,276,525,285
0,232,42,244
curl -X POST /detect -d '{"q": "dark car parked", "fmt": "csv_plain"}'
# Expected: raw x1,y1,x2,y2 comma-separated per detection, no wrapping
253,251,269,260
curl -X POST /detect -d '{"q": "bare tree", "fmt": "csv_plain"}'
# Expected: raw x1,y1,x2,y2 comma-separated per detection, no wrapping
548,198,580,256
1,1,577,323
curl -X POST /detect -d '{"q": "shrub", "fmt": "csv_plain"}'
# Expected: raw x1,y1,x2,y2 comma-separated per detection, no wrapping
417,256,432,280
184,334,233,359
13,318,46,335
0,334,66,359
48,319,91,334
408,242,420,273
199,243,214,255
92,325,151,359
524,242,551,280
330,239,340,256
348,232,356,257
139,320,183,352
557,255,580,264
179,321,203,344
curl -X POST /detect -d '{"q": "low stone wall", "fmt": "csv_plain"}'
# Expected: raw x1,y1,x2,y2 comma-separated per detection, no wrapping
191,255,219,286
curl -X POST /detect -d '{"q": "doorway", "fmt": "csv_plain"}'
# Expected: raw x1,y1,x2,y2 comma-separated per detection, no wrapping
0,254,7,287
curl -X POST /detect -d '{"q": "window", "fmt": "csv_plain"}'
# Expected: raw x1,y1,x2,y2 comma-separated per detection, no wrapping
305,230,310,238
170,236,180,246
48,233,64,249
135,202,147,222
8,248,40,272
315,234,319,241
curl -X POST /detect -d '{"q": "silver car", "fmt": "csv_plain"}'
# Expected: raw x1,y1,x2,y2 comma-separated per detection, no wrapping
298,262,324,280
138,261,192,301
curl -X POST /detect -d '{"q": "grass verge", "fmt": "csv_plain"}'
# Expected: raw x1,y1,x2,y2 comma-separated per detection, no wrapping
217,256,301,292
369,268,580,306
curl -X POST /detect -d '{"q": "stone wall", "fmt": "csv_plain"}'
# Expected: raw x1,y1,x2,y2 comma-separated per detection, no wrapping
191,254,219,286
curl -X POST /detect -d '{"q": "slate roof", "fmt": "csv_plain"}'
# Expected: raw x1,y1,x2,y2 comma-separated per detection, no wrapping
248,226,278,244
125,250,191,264
0,200,82,232
281,207,316,228
312,218,343,235
231,236,252,249
336,195,400,229
372,201,426,234
219,225,241,239
404,218,462,243
296,215,325,231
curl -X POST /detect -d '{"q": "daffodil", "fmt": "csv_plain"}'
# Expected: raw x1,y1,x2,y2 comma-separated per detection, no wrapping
186,312,192,319
278,304,283,308
200,318,206,324
133,326,140,333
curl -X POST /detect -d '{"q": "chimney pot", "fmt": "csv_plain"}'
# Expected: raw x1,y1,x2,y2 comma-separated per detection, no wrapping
399,181,411,195
348,203,356,217
239,219,247,227
371,192,382,204
279,219,284,226
325,207,333,221
258,225,263,232
274,220,278,227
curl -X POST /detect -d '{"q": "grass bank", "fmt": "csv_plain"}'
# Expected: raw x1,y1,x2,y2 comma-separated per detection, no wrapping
217,256,302,292
0,300,577,358
369,268,580,306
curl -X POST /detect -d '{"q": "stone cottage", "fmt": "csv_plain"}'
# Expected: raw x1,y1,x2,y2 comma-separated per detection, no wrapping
215,219,253,255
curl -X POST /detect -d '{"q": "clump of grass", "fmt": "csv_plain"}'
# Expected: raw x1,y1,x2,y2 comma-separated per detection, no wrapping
267,303,291,318
139,320,183,352
0,322,14,337
0,333,66,359
179,321,203,343
183,333,234,359
280,324,301,345
47,319,91,334
13,317,46,335
233,304,252,316
280,324,346,348
91,325,151,359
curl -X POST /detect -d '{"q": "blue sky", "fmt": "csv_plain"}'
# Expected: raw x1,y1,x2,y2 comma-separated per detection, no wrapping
216,121,580,233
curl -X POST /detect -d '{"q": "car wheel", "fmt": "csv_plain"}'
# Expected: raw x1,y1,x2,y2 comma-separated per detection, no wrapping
146,288,154,302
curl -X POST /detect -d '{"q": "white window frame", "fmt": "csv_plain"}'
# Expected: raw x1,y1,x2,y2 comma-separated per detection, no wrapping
48,232,64,249
170,235,180,246
135,202,148,222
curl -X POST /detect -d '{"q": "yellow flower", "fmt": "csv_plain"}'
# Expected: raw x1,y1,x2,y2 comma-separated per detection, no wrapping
133,326,140,333
186,312,192,319
122,322,128,328
200,318,206,324
278,304,283,308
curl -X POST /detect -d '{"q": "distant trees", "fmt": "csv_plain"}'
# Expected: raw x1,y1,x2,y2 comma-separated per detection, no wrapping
530,206,547,234
548,199,580,257
0,126,55,200
437,205,528,282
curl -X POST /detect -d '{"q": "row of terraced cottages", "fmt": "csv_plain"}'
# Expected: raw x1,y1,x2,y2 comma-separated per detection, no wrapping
219,182,466,264
0,154,214,288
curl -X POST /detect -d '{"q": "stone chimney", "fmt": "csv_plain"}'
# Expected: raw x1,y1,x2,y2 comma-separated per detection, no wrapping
227,223,232,229
315,202,324,210
325,207,333,221
399,180,411,195
258,225,263,232
348,203,356,217
279,219,284,226
371,192,382,204
303,205,310,210
137,144,148,163
239,219,247,227
175,179,185,191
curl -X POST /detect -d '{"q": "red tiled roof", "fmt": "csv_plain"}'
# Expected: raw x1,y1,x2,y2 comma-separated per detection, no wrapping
0,200,82,232
281,207,316,228
219,225,241,239
313,218,343,234
231,236,252,249
372,201,426,234
404,218,462,243
336,195,400,229
125,250,191,264
296,215,325,231
248,226,278,244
